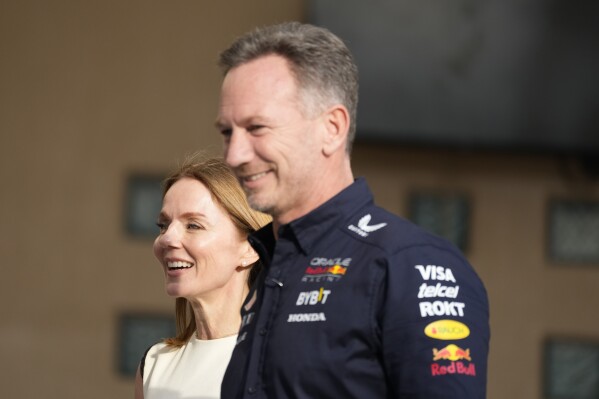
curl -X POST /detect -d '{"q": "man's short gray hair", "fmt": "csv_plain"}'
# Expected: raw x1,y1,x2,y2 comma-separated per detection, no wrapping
219,22,359,153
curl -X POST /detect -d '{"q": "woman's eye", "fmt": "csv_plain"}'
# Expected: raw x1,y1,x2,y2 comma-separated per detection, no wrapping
187,223,202,230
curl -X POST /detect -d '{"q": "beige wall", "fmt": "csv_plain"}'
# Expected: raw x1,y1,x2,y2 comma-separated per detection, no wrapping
0,1,306,398
1,2,598,398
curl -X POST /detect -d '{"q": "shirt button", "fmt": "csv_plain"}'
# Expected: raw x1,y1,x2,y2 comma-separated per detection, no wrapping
248,386,257,394
259,328,267,336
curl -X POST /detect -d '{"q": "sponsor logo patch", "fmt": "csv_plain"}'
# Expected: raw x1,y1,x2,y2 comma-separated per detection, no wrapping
302,257,351,282
302,265,347,282
420,301,465,317
310,257,352,267
430,344,476,377
415,265,457,283
348,214,387,237
431,361,476,377
424,320,470,340
296,287,331,306
416,265,463,318
287,312,327,323
418,282,460,298
432,344,472,361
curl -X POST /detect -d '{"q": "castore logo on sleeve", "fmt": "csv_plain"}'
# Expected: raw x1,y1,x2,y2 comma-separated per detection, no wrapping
347,214,387,237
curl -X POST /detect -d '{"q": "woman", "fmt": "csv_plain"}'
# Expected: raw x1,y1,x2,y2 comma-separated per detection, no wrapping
135,156,270,399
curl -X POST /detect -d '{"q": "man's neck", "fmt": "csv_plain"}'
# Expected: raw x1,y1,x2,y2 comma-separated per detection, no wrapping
272,161,354,238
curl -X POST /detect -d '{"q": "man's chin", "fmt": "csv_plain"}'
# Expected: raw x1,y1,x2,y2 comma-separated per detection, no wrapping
247,194,275,215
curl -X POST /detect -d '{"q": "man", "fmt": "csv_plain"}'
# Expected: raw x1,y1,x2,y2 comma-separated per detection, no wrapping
216,22,490,398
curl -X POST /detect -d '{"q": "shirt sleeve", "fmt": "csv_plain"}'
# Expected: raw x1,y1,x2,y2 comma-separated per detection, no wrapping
378,243,490,398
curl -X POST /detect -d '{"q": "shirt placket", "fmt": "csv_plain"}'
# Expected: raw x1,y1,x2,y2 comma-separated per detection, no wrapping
244,235,296,397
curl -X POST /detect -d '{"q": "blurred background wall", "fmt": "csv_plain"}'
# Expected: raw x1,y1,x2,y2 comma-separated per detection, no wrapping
1,1,597,398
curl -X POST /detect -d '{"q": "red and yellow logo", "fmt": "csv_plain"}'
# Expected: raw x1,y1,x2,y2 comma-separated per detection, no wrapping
424,320,470,340
432,344,471,361
431,344,476,377
304,265,347,276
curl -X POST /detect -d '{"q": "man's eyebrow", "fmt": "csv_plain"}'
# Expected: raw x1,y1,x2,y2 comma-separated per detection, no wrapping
215,116,271,130
215,119,229,130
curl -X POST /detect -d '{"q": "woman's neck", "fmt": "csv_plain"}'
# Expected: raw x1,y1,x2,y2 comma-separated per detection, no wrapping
188,283,249,340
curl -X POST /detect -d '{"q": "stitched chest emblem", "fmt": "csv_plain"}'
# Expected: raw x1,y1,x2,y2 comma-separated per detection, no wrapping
302,257,352,283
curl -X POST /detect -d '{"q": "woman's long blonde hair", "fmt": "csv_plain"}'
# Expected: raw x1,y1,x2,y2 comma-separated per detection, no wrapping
159,155,270,346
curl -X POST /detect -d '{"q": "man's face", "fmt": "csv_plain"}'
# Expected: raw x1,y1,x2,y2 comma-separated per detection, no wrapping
216,55,325,222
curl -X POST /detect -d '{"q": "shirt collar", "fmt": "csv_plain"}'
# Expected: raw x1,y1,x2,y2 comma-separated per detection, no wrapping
254,177,373,254
249,178,374,259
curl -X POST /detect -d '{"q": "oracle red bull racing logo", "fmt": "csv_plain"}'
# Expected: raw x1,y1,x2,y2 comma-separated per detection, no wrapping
302,257,351,282
431,344,476,377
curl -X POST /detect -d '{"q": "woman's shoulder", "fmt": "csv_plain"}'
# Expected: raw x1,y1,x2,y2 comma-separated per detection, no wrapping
145,341,184,364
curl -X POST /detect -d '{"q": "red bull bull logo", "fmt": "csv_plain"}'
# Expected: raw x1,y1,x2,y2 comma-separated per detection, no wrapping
431,344,476,377
432,344,471,361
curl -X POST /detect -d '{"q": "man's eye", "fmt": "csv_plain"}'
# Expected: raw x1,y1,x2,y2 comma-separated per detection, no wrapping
248,125,264,133
156,222,167,233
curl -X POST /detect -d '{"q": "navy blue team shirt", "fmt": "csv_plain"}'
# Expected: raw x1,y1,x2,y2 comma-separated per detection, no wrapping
221,178,490,398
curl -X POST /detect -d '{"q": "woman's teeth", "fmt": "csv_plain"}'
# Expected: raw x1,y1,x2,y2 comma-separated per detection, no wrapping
167,261,193,270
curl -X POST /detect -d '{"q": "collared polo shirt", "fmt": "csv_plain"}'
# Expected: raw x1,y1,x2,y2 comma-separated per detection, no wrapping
222,178,489,398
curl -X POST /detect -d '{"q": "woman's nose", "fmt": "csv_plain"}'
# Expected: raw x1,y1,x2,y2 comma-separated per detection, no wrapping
159,225,182,248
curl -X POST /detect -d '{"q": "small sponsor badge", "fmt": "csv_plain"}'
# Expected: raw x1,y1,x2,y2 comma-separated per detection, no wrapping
424,319,470,340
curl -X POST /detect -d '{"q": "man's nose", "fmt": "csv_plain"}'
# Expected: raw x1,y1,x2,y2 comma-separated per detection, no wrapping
224,129,253,168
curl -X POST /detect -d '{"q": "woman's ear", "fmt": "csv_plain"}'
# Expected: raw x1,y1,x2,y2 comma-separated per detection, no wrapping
237,243,259,271
322,104,350,156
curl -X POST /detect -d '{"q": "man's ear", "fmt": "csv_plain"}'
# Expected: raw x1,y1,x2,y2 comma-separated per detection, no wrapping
322,104,350,156
237,243,259,271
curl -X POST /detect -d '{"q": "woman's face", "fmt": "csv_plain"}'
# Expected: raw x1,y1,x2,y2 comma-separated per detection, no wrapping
153,178,248,301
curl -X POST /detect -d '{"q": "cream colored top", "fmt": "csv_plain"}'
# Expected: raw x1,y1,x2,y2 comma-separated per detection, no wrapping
142,334,237,399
